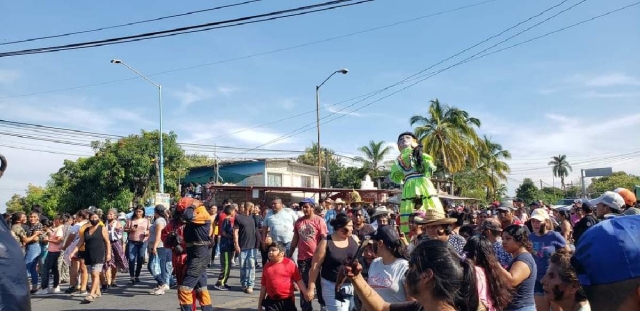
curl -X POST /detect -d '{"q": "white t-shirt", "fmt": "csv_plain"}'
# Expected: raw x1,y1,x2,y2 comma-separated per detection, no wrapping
366,257,409,303
264,208,298,243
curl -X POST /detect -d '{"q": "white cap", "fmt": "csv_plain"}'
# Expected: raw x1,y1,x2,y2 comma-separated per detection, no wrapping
589,191,625,211
530,208,550,222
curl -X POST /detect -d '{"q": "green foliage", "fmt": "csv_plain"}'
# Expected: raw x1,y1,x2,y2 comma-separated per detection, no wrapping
548,154,572,189
564,185,582,198
184,154,216,168
587,171,640,197
6,130,188,215
5,184,58,218
331,166,366,189
354,140,393,177
539,187,564,206
516,178,539,204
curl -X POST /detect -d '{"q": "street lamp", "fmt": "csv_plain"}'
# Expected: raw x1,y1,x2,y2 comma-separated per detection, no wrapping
316,68,348,188
111,59,165,193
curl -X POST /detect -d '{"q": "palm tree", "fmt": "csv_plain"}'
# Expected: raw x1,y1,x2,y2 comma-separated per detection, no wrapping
354,140,393,176
548,154,572,190
477,135,511,201
410,99,482,175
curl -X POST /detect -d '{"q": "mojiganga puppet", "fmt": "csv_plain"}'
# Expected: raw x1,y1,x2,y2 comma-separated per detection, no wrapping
390,132,444,234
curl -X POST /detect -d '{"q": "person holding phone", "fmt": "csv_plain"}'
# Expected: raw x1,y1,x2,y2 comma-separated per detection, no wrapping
125,206,150,284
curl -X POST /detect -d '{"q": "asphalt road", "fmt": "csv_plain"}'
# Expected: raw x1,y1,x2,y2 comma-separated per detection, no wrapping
30,259,321,311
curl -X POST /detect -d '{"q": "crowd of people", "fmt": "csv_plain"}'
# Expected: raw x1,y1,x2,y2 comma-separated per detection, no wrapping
2,186,640,311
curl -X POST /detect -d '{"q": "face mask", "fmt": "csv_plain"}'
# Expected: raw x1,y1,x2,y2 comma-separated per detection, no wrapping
90,219,100,226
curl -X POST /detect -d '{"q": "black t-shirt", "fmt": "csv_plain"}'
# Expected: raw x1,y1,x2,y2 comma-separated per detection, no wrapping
233,214,257,250
573,214,598,244
389,301,423,311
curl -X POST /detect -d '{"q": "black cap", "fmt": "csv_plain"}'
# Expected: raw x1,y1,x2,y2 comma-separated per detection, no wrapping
397,131,417,141
515,198,524,203
372,225,400,246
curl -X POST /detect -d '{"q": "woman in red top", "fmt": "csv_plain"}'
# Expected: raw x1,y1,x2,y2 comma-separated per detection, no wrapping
258,242,308,311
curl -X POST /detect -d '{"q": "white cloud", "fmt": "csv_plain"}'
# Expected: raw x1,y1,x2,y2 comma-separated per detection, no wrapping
0,94,153,132
584,73,640,87
182,120,293,148
280,98,296,110
500,112,640,195
173,84,214,106
217,86,239,96
0,69,20,84
583,91,640,98
325,104,363,117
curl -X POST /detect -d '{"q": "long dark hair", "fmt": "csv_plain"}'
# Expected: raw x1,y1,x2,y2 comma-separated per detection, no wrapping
133,205,146,219
463,236,514,310
411,239,479,311
503,225,533,253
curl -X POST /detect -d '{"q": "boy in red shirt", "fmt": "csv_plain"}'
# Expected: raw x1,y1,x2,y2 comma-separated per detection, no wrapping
258,242,307,311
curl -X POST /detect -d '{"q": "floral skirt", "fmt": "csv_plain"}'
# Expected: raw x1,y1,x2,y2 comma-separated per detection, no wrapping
104,240,128,272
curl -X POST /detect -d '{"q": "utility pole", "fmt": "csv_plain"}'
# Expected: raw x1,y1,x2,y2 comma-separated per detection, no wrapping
325,153,330,188
540,179,543,190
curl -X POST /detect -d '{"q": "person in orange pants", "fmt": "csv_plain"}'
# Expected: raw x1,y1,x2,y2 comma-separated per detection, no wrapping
176,198,214,311
165,208,196,310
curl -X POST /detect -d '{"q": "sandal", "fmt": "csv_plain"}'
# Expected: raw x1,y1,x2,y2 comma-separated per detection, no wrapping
83,294,95,303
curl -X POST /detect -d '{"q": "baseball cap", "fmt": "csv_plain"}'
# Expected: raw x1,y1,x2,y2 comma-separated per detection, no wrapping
480,218,502,232
497,200,516,211
372,225,401,246
529,201,540,207
589,191,625,211
615,188,637,207
515,198,524,203
573,215,640,286
299,198,316,206
623,207,640,216
530,208,550,222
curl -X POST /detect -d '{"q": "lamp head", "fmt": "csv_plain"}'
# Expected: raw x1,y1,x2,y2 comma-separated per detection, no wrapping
110,59,122,64
338,68,349,74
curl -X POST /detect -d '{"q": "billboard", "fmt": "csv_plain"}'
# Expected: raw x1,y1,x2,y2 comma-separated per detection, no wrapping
583,167,613,178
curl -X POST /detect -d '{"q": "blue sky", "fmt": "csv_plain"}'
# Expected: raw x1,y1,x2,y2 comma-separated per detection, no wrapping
1,0,639,209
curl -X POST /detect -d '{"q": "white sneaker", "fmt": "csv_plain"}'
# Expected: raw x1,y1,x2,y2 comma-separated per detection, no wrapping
148,287,159,295
50,287,61,294
152,288,165,295
161,284,170,291
35,289,49,295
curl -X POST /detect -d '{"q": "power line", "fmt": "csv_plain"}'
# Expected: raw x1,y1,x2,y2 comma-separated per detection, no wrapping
237,0,588,153
0,119,363,160
264,0,639,149
0,0,374,58
0,0,498,102
0,0,263,46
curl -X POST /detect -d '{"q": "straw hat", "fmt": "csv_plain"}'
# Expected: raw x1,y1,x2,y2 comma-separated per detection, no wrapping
423,208,457,226
371,206,392,218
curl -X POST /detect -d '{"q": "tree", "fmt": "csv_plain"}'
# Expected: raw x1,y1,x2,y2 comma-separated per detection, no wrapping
354,140,393,177
587,171,640,197
184,154,216,168
46,130,187,213
516,178,539,204
297,142,341,187
540,187,564,206
410,99,482,176
331,166,366,189
477,135,511,201
5,184,58,217
548,154,572,190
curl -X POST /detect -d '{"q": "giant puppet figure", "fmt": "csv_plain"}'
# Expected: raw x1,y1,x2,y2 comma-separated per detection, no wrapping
390,132,444,234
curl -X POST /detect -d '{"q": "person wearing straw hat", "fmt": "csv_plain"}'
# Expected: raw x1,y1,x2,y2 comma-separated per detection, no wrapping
422,208,465,255
390,132,444,236
370,206,392,231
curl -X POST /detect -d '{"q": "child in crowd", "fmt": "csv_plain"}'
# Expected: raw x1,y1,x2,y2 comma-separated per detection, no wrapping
258,242,307,311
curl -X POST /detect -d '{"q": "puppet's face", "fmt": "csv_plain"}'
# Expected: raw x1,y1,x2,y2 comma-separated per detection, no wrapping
397,134,417,150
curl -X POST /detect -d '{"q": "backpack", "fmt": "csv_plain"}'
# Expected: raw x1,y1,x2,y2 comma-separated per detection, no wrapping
165,222,185,254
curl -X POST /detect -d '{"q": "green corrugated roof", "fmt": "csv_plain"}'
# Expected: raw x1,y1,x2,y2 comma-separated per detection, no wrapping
182,167,250,184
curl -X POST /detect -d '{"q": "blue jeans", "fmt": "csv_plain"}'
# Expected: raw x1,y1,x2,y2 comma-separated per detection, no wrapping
127,240,148,278
24,243,41,288
239,249,257,288
148,247,171,286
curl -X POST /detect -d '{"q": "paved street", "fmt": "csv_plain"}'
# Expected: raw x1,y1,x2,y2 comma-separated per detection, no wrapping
31,259,321,311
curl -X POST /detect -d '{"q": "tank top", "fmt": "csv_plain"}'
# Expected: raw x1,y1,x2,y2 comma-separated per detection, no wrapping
320,235,359,283
84,225,106,265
